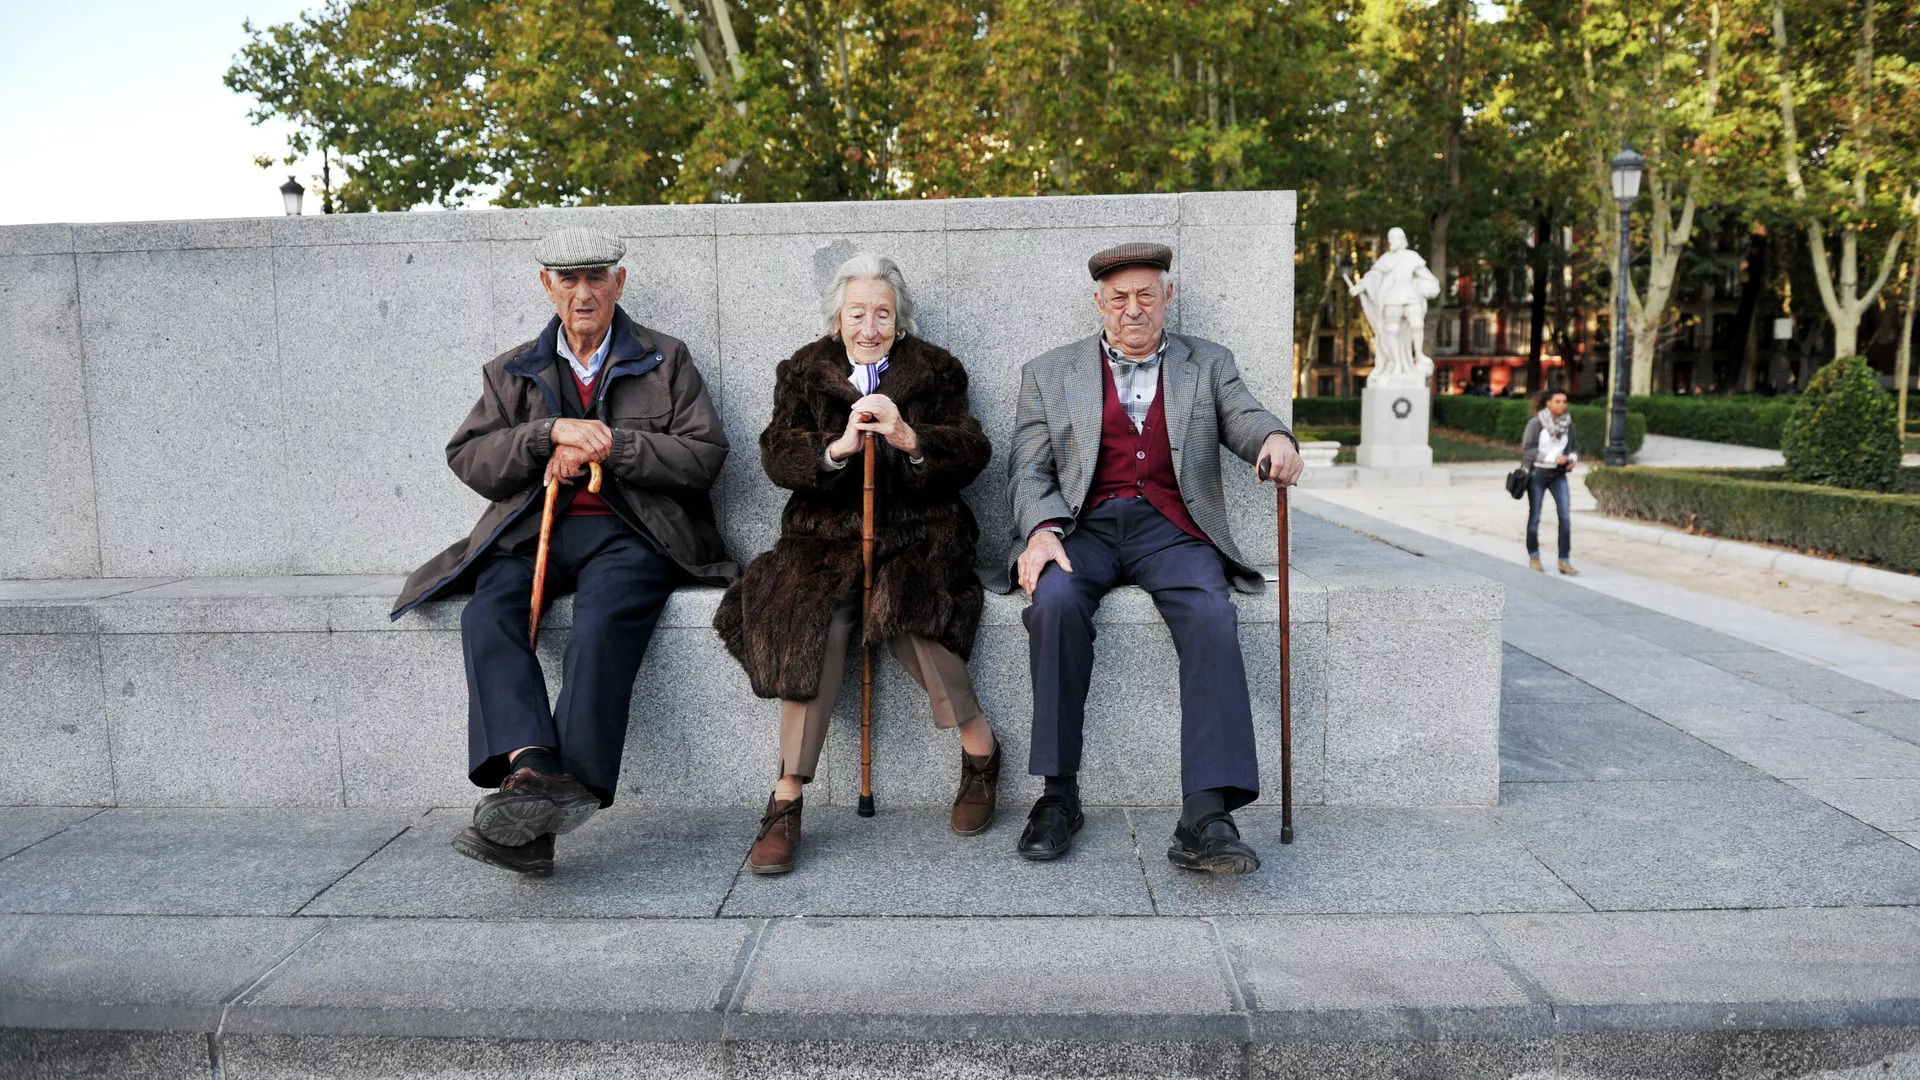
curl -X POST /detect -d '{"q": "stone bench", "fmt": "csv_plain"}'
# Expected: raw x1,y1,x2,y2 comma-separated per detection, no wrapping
0,515,1499,810
0,190,1502,810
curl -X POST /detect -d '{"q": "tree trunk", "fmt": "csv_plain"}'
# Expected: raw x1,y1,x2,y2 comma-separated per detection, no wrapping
1730,226,1767,394
1528,210,1550,393
1897,220,1918,428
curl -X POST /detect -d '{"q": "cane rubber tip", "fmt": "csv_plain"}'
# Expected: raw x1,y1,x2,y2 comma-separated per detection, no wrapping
1280,825,1295,845
857,796,876,817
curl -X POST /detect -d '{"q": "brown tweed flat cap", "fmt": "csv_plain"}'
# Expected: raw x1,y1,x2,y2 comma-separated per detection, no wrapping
1088,241,1173,280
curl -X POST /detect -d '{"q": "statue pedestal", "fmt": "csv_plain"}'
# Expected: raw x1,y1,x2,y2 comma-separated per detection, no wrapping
1355,384,1433,469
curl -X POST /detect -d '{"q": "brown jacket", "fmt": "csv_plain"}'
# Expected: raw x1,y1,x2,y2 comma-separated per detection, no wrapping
714,335,991,700
392,309,737,618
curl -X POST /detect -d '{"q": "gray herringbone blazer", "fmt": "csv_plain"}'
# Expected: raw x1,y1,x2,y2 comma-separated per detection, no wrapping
1005,332,1288,593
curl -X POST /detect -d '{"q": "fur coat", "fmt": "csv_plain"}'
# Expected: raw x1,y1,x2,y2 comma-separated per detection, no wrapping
715,334,991,701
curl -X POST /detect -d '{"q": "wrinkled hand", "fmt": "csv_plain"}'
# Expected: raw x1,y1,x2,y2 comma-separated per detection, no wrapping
550,418,612,460
851,393,918,456
1017,529,1074,598
1256,432,1304,486
1555,454,1570,467
544,444,594,485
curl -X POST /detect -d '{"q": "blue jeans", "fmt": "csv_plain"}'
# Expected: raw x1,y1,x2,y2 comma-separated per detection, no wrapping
1526,468,1571,560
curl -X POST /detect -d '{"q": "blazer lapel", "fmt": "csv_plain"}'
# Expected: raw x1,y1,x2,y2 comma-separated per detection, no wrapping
1062,335,1106,483
1161,335,1198,477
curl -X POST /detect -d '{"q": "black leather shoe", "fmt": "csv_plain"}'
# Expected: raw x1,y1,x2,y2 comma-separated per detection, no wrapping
472,767,600,846
452,827,554,877
1016,794,1084,861
1167,814,1260,874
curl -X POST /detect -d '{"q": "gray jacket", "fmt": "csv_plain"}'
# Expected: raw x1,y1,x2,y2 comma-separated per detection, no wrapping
1520,413,1578,472
1005,332,1288,593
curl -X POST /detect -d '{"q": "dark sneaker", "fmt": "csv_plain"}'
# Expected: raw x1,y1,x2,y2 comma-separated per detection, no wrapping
472,767,600,846
452,827,554,877
951,739,1000,836
749,793,803,875
1168,814,1260,874
1015,793,1084,861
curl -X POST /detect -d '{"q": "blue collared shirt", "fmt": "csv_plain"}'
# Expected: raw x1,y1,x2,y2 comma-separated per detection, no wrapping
556,324,613,385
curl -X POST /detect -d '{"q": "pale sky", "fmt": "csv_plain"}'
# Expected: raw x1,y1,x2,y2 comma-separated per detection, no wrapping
0,1,334,226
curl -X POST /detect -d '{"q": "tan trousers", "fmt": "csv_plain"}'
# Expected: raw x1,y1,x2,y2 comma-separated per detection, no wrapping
779,588,982,782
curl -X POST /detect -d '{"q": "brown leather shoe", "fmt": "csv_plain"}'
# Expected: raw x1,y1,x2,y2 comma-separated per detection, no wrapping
452,827,554,877
472,767,600,847
749,793,802,875
951,738,1000,836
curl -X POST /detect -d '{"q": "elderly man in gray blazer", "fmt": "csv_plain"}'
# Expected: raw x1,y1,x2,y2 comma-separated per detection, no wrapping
1006,242,1303,874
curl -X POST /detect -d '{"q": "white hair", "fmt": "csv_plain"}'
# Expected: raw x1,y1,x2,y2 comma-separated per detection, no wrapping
821,253,917,339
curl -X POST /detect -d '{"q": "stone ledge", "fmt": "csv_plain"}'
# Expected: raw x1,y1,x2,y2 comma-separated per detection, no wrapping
1,911,1915,1048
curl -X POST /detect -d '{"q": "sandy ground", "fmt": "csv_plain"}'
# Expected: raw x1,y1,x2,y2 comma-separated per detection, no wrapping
1308,470,1920,654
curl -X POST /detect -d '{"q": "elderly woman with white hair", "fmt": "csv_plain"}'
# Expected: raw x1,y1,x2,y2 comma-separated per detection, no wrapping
715,253,996,874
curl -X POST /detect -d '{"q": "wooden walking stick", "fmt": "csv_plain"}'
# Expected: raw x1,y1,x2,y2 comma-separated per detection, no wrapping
858,431,878,817
529,461,602,647
1261,459,1295,845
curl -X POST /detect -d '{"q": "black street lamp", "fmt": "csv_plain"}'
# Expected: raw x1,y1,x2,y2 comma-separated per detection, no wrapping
279,175,305,216
1605,147,1646,466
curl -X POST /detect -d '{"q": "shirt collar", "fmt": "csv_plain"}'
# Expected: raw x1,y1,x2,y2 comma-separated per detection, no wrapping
1101,332,1167,369
556,324,613,383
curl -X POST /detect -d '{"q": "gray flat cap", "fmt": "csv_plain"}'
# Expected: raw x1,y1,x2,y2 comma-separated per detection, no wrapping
535,227,625,271
1088,241,1173,280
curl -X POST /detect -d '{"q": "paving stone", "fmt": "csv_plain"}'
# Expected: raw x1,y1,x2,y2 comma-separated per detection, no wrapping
0,1029,211,1080
0,808,100,859
1640,701,1887,741
720,806,1153,917
1481,908,1920,1031
1493,779,1920,910
1136,807,1586,916
1499,702,1750,783
1498,656,1618,705
732,917,1236,1041
1705,735,1920,780
1568,654,1798,709
302,807,752,918
1826,701,1920,745
0,914,317,1031
1249,1037,1557,1080
216,1034,725,1080
1587,613,1770,657
1553,1029,1920,1080
726,1039,1245,1080
0,808,417,916
228,918,753,1040
1218,915,1543,1040
1693,653,1916,703
1787,779,1920,833
0,634,110,805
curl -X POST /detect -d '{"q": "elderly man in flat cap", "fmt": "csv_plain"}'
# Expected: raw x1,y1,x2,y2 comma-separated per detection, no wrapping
1006,242,1303,873
393,227,737,876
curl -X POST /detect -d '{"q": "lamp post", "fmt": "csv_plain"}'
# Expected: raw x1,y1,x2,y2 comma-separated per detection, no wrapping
280,175,305,216
1604,147,1646,466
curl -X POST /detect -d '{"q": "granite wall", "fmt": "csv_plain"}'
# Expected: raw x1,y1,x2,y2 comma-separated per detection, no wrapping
0,192,1295,581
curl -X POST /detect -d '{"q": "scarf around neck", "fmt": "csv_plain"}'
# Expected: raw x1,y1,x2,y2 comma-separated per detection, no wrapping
1538,407,1571,441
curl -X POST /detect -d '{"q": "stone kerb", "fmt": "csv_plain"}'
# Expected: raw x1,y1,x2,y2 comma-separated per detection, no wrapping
0,191,1297,581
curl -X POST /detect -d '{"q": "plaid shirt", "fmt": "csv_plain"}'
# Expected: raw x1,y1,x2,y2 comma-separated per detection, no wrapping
1102,333,1166,432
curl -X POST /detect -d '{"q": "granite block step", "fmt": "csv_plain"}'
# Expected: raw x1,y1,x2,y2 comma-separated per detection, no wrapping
2,909,1916,1079
0,515,1504,812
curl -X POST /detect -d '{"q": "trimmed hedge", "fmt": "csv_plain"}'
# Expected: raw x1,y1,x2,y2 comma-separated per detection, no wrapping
1782,356,1902,491
1293,398,1363,424
1585,466,1920,574
1431,395,1645,457
1623,395,1794,449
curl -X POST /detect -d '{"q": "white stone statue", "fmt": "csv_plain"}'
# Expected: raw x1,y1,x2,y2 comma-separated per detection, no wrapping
1345,227,1441,388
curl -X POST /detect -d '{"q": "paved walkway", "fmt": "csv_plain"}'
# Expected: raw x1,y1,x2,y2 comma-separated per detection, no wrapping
1632,433,1786,468
4,510,1919,1076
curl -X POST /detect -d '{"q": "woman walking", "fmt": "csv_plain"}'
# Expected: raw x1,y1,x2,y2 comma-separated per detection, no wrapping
715,253,997,875
1521,389,1578,575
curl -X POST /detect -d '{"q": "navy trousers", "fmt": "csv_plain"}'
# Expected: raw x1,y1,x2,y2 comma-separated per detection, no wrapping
461,514,679,806
1024,497,1260,810
1526,468,1572,560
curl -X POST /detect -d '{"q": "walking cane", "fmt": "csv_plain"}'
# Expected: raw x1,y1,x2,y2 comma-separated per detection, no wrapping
1260,460,1295,845
529,461,603,648
858,431,878,817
